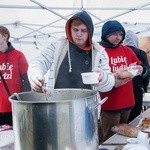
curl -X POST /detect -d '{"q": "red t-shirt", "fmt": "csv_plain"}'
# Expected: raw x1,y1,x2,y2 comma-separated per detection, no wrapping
0,49,28,112
100,45,141,110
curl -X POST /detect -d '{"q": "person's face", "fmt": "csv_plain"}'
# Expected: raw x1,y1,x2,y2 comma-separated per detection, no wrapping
0,33,7,52
71,24,89,49
0,33,6,44
107,32,123,46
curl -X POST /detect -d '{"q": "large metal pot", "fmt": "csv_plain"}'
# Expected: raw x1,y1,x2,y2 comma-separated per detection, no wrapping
9,89,99,150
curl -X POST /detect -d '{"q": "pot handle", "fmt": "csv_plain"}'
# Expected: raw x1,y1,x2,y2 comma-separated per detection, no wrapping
13,93,22,101
89,97,108,110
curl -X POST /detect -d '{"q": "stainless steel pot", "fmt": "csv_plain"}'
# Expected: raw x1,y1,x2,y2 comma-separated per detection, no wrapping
9,89,99,150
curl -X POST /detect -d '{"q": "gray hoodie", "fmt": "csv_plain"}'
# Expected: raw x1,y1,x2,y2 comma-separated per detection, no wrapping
124,30,149,92
28,11,115,92
123,30,138,48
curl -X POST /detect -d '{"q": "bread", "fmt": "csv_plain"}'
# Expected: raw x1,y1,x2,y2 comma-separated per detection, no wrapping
111,123,140,137
111,119,150,138
139,117,150,130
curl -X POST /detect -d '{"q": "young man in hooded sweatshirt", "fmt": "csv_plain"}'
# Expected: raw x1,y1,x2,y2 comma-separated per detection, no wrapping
124,30,149,122
99,20,144,141
0,26,31,126
28,11,114,93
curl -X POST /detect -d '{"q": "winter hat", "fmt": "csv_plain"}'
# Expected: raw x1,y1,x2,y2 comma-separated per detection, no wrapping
101,20,125,42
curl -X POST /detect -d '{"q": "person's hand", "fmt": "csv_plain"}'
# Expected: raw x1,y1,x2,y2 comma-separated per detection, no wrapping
30,74,45,92
98,70,104,83
93,69,104,86
135,65,143,75
128,63,143,76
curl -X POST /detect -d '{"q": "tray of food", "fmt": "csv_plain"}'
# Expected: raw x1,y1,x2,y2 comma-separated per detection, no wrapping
110,119,150,150
111,117,150,137
138,117,150,132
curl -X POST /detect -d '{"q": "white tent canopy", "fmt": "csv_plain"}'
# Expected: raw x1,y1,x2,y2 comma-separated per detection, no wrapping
1,0,150,62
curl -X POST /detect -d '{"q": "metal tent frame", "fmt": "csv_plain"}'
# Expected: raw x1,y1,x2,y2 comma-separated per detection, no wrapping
0,0,150,61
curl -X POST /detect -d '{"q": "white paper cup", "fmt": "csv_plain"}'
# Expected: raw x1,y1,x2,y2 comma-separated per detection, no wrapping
81,72,99,84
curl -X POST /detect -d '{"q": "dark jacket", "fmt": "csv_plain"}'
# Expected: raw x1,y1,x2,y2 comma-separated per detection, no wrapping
124,30,149,92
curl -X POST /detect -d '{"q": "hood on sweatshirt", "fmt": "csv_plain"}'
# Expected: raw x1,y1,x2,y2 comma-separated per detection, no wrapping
65,10,94,50
100,20,126,48
123,30,138,48
0,42,14,54
0,42,15,70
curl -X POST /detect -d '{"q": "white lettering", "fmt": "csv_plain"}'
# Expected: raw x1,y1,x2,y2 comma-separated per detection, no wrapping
0,63,13,71
0,63,13,80
1,72,12,79
110,56,128,72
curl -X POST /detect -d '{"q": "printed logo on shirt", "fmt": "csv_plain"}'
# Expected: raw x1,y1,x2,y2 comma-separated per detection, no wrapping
110,56,128,72
0,63,13,79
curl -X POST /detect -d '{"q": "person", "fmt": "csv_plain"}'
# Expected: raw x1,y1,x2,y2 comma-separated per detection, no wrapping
99,20,144,142
124,30,150,123
27,11,115,94
0,26,31,126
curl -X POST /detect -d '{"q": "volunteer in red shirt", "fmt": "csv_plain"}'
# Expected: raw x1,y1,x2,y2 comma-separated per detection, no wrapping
0,26,31,126
99,20,144,141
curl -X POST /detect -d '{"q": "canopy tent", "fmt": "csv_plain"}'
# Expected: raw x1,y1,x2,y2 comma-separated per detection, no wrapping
1,0,150,62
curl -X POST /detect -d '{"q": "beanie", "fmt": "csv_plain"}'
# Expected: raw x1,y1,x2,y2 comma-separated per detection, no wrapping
101,20,125,42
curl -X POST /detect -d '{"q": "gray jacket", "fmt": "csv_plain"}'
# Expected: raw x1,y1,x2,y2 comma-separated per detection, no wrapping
28,37,115,92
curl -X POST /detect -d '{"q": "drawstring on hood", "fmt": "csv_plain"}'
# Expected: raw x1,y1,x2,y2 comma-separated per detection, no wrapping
100,20,125,48
123,30,138,48
67,41,72,72
65,10,94,51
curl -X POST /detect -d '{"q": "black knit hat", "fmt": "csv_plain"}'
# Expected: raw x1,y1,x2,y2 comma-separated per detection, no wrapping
101,20,125,42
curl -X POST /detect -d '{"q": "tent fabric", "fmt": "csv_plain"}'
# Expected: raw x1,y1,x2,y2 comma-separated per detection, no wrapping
1,0,150,62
